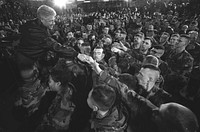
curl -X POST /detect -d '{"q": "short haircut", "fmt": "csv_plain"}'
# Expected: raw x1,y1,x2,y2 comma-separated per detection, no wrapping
82,41,90,47
77,37,84,42
188,30,198,35
103,26,109,29
144,37,153,43
182,25,188,29
91,85,116,111
162,32,170,37
67,31,73,34
133,24,142,29
142,55,160,72
171,33,180,38
152,45,165,50
191,20,198,26
94,45,103,50
135,32,144,39
103,34,112,39
37,5,56,19
180,34,190,40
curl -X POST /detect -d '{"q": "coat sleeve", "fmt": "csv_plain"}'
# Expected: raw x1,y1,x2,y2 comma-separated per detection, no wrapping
45,37,79,58
98,71,157,111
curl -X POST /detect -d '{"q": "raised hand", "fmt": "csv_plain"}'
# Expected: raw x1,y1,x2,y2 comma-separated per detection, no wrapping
77,53,88,62
111,47,122,53
84,55,95,64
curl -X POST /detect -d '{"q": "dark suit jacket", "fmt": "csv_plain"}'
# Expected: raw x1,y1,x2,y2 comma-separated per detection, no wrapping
17,18,78,61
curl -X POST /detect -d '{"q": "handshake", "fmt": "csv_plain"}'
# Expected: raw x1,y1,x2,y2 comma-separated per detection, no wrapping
111,47,122,53
77,53,95,64
77,53,102,74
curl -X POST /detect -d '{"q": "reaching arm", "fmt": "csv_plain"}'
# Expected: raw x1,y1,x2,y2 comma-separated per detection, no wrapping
83,57,157,110
45,37,79,58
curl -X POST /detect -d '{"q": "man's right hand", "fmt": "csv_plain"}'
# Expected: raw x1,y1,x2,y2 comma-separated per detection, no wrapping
84,55,95,64
77,53,87,62
77,53,94,64
111,47,122,53
77,54,102,74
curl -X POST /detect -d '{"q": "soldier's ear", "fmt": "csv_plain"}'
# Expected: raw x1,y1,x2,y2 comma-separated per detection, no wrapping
56,81,61,87
93,106,98,111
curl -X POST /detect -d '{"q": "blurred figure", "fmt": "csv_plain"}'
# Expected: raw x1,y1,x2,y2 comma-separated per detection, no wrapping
140,37,152,55
92,46,109,87
145,25,158,46
127,24,142,43
152,103,199,132
79,41,91,56
159,32,170,46
184,31,200,100
93,46,106,64
188,20,199,32
179,25,188,34
162,33,180,61
75,38,84,53
63,31,76,47
132,32,144,50
168,33,180,50
99,26,111,39
187,31,200,67
36,59,76,132
165,34,194,96
150,45,169,79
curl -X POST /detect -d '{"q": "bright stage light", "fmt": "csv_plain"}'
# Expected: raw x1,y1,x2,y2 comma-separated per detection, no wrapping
53,0,74,8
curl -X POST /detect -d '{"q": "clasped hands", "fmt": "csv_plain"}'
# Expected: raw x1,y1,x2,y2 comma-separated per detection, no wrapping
77,53,95,64
77,53,102,74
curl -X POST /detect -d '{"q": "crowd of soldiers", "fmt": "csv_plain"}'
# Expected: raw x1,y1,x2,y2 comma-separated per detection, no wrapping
0,0,200,132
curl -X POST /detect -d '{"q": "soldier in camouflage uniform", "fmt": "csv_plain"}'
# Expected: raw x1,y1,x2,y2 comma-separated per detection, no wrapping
111,32,145,75
36,59,76,132
164,34,194,96
162,33,180,61
15,63,47,115
87,85,128,132
186,31,200,68
184,31,200,100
